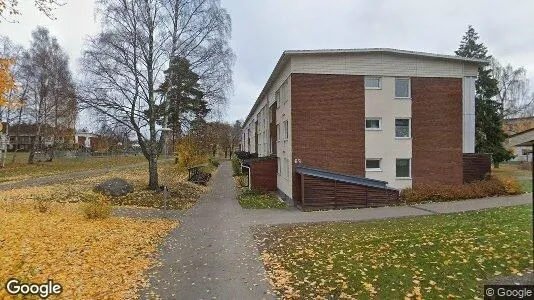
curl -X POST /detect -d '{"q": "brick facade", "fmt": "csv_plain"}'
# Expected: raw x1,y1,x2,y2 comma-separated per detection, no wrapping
291,73,365,199
412,77,464,186
463,153,491,183
247,158,277,192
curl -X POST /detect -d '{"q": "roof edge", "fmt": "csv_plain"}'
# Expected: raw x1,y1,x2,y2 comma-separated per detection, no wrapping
242,48,487,126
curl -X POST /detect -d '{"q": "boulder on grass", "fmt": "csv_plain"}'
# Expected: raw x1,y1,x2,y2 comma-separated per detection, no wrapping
95,178,134,197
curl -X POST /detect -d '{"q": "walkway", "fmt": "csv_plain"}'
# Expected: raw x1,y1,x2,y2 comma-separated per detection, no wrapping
141,162,275,300
140,161,531,299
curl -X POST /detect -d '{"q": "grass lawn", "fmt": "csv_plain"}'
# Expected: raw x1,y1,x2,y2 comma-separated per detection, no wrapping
0,200,177,299
238,189,287,209
255,205,533,299
493,163,532,192
0,152,146,183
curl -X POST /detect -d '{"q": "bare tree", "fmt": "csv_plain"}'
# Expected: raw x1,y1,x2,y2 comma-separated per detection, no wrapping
492,59,534,118
0,0,66,20
80,0,233,189
19,27,77,163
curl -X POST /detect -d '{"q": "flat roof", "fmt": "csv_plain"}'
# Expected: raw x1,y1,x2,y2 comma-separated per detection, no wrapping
243,48,488,126
296,164,398,191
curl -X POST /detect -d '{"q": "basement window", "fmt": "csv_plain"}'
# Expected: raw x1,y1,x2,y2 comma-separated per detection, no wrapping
365,159,382,171
365,77,381,89
396,158,411,178
365,118,382,130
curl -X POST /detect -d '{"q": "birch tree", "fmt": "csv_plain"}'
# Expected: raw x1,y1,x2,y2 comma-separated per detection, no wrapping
80,0,233,189
491,59,534,118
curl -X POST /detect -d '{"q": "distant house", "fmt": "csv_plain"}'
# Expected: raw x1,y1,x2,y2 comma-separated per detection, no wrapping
503,117,534,162
8,124,56,151
74,131,101,150
240,48,491,209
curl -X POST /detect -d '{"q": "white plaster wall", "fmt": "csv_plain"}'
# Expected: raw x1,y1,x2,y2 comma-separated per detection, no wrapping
276,75,292,198
462,76,476,153
365,77,412,189
292,53,479,78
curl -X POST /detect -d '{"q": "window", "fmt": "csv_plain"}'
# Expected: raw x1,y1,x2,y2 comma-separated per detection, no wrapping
364,77,381,89
277,157,281,175
283,120,289,140
395,78,411,98
276,124,281,141
395,118,411,138
283,80,289,105
396,159,411,178
275,89,280,108
284,158,290,179
365,118,381,130
365,159,382,171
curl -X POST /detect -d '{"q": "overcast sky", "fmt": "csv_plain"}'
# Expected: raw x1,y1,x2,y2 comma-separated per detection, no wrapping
1,0,533,124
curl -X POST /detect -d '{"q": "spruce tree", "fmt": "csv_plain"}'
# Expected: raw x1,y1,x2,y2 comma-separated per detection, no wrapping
455,25,513,166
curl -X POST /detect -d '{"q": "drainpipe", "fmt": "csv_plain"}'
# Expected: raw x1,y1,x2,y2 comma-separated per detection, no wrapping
241,163,251,190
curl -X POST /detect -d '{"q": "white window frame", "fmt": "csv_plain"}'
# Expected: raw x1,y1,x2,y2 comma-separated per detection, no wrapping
365,158,382,172
276,124,281,142
395,158,412,179
394,118,411,139
282,80,289,105
365,118,382,131
394,77,411,99
284,158,290,179
364,76,382,89
283,120,289,141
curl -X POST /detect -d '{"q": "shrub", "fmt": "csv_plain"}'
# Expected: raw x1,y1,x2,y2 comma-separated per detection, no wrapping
175,136,208,168
81,193,113,220
400,176,523,204
236,174,248,187
232,157,242,176
209,157,220,168
234,151,258,160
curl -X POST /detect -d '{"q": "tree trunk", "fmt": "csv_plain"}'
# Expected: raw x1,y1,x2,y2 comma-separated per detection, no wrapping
148,151,159,190
28,124,42,164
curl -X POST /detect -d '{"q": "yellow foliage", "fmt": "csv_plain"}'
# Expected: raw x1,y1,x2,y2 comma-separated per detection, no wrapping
175,136,208,168
500,177,523,195
0,57,17,107
80,192,113,220
0,200,177,299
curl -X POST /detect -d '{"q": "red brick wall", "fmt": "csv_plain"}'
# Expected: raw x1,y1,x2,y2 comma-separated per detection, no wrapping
412,77,463,186
463,153,491,183
249,158,277,192
291,73,366,199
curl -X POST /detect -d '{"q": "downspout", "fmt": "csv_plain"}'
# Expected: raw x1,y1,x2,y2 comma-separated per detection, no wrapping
241,163,251,190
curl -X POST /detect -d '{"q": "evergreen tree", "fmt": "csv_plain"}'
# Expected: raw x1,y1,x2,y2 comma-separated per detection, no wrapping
455,25,513,166
155,57,210,137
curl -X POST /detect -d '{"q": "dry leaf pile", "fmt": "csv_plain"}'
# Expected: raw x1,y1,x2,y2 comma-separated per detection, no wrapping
0,164,206,210
0,201,178,299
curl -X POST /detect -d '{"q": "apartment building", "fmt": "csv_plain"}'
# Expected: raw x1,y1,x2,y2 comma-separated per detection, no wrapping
241,48,489,208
